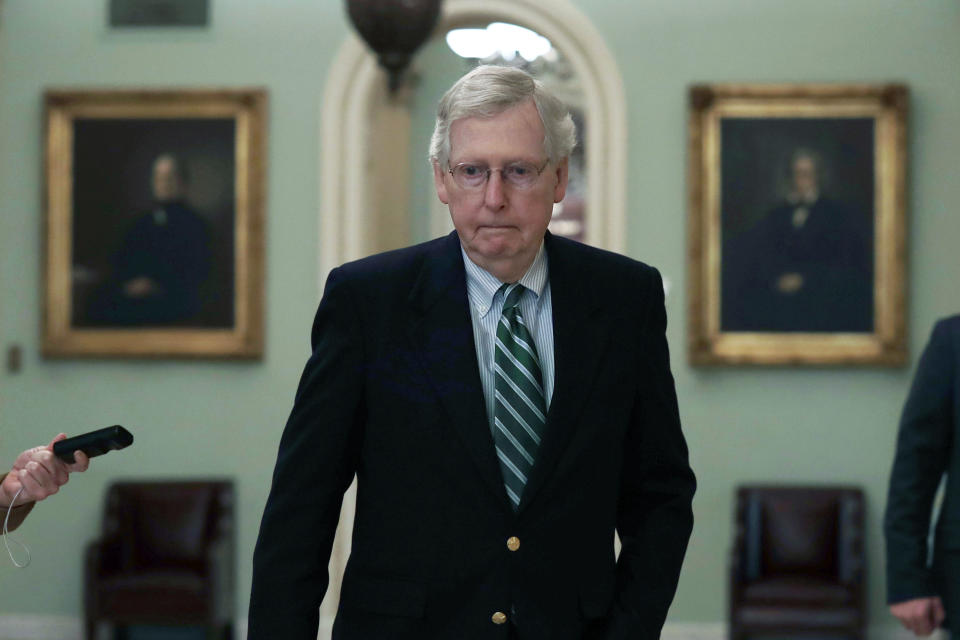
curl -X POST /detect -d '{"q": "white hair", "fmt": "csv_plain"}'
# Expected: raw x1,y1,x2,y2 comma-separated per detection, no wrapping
428,65,577,168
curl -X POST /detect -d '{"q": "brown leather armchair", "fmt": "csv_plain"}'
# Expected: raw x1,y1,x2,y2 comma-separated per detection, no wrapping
729,485,865,640
84,480,235,640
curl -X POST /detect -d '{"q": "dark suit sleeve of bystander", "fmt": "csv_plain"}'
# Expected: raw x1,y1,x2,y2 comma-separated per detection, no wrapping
884,318,957,604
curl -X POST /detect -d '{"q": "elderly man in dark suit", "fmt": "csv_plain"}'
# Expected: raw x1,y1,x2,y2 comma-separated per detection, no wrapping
885,315,960,636
249,65,695,640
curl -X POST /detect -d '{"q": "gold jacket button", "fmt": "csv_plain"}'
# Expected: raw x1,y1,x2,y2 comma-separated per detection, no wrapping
492,611,508,625
506,536,520,551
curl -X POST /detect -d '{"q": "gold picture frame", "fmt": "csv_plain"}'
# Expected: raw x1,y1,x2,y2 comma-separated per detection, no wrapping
43,88,267,358
687,83,908,366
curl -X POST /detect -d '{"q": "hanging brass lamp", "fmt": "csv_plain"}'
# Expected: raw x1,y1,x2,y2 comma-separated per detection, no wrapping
345,0,443,92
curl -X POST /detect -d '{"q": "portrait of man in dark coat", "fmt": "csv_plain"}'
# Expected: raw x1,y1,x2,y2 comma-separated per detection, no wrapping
719,118,876,334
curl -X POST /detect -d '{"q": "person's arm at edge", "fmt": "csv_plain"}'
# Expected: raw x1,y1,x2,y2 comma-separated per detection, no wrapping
890,597,945,637
884,318,956,632
605,265,697,640
1,434,90,533
0,473,35,533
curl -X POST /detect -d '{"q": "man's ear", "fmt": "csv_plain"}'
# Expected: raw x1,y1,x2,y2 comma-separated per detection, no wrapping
433,161,449,204
552,157,569,203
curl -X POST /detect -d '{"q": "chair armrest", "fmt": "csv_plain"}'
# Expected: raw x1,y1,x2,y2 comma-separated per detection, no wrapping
204,535,235,621
89,536,124,575
729,535,746,602
838,491,866,587
84,541,103,619
729,494,750,600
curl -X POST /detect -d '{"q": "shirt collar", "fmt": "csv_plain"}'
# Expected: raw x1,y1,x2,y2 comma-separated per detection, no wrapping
787,189,819,207
462,241,548,319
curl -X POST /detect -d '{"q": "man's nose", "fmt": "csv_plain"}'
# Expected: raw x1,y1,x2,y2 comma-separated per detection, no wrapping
483,170,506,209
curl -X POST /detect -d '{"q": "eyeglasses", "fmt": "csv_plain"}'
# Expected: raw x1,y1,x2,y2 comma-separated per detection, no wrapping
448,159,550,190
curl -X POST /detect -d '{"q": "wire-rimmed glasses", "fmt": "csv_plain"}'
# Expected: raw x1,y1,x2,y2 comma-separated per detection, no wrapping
448,159,550,190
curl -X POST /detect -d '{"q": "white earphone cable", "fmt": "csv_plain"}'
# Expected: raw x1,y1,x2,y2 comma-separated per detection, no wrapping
3,487,32,568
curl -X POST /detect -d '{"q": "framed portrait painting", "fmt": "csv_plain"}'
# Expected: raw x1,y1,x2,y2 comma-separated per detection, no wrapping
43,88,266,358
687,83,908,365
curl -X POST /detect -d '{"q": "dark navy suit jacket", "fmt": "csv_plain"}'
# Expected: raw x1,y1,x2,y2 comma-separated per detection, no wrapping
249,232,695,639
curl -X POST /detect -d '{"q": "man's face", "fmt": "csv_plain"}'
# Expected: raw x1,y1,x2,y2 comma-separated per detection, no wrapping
792,155,818,196
152,156,183,202
433,99,568,275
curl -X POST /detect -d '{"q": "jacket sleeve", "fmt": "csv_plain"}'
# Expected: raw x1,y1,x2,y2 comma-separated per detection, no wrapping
248,267,366,639
605,266,697,639
884,318,956,604
0,473,36,533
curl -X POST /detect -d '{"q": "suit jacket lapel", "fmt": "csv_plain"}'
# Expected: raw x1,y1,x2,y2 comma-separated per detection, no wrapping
405,232,510,508
519,234,611,512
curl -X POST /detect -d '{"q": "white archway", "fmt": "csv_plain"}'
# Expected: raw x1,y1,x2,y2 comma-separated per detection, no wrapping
316,0,626,633
320,0,627,280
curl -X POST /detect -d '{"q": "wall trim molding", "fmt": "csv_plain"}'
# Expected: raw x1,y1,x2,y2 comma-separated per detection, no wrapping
660,622,726,640
0,616,250,640
0,616,77,640
0,616,934,640
658,622,938,640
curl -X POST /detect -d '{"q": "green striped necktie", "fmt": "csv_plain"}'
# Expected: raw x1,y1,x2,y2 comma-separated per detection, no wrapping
493,283,546,510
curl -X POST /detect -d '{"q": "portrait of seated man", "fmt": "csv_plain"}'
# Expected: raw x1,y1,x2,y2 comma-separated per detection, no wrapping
721,147,874,333
82,153,213,327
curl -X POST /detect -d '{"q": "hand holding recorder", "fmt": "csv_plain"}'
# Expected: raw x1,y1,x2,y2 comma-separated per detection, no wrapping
1,433,90,509
2,426,132,534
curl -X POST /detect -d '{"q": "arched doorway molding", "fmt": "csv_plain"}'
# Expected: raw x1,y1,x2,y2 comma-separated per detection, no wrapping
316,0,626,632
319,0,627,282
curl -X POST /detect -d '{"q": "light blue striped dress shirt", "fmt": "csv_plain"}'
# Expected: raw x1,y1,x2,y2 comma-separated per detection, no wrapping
461,243,555,434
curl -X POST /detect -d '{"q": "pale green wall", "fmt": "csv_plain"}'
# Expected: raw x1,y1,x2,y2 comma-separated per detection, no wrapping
600,0,960,625
1,0,959,632
0,0,348,620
